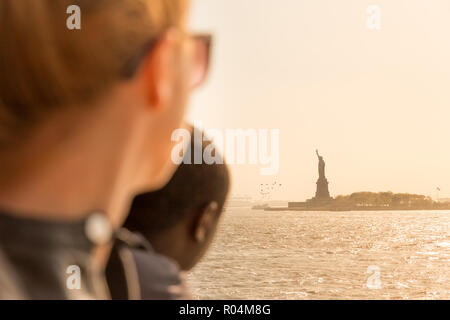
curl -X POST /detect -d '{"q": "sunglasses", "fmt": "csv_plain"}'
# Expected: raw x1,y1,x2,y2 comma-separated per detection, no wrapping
122,33,213,89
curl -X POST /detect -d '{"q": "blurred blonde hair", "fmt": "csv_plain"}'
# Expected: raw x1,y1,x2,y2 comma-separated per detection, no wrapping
0,0,189,145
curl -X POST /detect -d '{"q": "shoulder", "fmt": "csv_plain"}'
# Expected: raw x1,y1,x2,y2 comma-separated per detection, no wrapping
131,247,192,300
107,229,192,300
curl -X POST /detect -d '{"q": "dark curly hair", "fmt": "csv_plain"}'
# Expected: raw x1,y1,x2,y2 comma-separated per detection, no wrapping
124,128,230,237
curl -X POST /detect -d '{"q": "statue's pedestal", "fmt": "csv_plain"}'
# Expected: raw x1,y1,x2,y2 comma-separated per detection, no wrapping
315,178,331,198
309,177,332,204
289,177,333,209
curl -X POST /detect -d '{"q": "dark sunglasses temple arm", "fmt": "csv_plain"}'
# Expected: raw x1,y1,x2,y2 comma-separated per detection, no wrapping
121,39,158,79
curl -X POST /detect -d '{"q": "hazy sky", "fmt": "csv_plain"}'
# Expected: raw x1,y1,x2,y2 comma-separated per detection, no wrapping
187,0,450,201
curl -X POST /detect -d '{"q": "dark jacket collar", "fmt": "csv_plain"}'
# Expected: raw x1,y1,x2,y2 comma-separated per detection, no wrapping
0,211,112,299
0,211,93,250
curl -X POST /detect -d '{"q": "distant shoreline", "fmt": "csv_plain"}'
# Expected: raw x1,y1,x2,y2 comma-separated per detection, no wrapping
260,191,450,212
262,205,450,212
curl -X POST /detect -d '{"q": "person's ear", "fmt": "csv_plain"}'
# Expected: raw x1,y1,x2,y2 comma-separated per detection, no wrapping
140,29,181,111
194,201,219,243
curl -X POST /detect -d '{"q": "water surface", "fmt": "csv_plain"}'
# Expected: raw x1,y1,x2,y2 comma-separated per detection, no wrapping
188,208,450,299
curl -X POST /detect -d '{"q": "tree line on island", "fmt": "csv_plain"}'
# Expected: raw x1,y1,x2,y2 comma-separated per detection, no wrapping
332,191,449,210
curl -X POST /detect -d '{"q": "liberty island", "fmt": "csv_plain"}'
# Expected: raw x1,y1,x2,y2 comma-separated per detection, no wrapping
264,150,450,212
